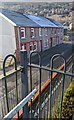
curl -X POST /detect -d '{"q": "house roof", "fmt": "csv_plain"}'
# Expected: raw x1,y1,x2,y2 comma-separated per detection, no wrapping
0,9,40,27
0,9,63,28
48,18,63,28
24,14,58,28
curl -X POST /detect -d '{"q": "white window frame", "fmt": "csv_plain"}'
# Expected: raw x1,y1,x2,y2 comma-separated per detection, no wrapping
44,39,49,47
50,28,53,34
30,42,33,52
20,28,25,39
31,28,35,38
54,29,57,35
45,28,48,36
33,42,37,51
39,28,42,36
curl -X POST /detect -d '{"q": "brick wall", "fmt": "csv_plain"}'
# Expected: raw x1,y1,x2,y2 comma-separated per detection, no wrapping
15,26,63,61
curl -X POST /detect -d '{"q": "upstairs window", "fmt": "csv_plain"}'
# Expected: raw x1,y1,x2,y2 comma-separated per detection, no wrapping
31,28,34,38
55,29,56,34
20,28,25,39
45,28,48,36
39,28,42,36
58,29,60,34
50,28,53,34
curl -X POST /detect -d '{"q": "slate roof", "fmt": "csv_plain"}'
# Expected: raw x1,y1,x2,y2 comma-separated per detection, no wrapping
47,18,63,28
0,9,63,28
0,9,40,27
24,14,58,27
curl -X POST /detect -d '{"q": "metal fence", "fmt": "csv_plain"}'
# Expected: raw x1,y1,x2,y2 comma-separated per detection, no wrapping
0,50,74,120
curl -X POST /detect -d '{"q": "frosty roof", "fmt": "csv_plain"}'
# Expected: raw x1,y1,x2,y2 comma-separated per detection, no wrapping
48,18,63,28
24,14,58,27
0,9,40,27
0,9,63,28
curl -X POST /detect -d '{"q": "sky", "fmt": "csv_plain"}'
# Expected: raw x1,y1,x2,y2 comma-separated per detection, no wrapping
0,0,73,2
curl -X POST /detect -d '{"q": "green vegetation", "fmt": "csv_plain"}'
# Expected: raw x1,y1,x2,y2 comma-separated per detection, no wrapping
64,35,69,41
52,79,74,119
62,79,74,119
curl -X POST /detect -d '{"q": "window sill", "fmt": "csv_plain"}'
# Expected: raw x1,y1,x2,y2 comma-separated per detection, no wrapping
21,38,26,41
31,36,35,39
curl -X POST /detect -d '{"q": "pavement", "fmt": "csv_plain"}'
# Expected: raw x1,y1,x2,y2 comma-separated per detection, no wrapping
31,42,73,66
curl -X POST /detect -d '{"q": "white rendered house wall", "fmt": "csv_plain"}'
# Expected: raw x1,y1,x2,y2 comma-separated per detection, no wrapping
0,14,16,60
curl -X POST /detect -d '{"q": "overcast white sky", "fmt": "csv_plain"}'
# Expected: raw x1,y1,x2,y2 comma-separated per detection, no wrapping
0,0,73,2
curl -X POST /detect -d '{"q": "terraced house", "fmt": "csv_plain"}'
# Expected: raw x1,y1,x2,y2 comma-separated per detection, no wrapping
0,9,64,61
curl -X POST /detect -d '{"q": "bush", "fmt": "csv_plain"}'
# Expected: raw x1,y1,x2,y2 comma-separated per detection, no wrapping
62,79,74,119
53,79,74,119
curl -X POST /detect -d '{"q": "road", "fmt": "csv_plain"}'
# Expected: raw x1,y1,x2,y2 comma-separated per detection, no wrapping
28,42,73,90
31,42,73,66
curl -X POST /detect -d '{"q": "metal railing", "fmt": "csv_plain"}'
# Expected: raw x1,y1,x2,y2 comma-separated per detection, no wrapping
3,88,37,119
0,50,74,120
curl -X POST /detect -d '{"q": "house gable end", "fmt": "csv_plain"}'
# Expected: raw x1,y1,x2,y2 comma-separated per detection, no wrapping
0,12,16,26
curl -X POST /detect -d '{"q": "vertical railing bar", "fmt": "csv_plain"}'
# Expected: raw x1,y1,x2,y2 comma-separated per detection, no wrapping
2,79,7,116
3,54,19,118
50,57,53,120
46,94,49,119
30,51,42,119
20,50,28,119
39,53,42,119
3,58,9,113
29,52,33,119
59,61,66,119
15,57,19,119
50,54,66,119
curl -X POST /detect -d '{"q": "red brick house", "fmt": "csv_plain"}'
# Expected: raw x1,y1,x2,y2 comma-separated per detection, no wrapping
0,9,64,61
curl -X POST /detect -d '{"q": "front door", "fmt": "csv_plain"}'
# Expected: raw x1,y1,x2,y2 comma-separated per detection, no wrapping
50,37,52,47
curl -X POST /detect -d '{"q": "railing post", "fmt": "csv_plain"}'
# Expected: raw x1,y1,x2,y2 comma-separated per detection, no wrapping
20,50,28,119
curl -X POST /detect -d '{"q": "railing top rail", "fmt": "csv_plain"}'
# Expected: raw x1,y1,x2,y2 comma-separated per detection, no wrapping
3,88,37,120
28,63,74,77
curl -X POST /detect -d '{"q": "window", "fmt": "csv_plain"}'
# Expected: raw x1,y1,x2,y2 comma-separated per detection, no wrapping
21,45,24,50
39,28,42,36
61,29,63,33
44,39,49,47
51,28,53,34
55,29,56,34
30,42,33,51
34,42,37,51
20,28,25,39
45,28,48,36
58,29,60,34
31,28,34,38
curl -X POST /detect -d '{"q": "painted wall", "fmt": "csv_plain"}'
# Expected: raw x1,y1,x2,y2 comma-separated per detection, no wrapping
0,15,16,60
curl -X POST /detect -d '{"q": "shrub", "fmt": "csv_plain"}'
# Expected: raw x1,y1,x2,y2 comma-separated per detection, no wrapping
62,79,74,119
53,79,74,119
